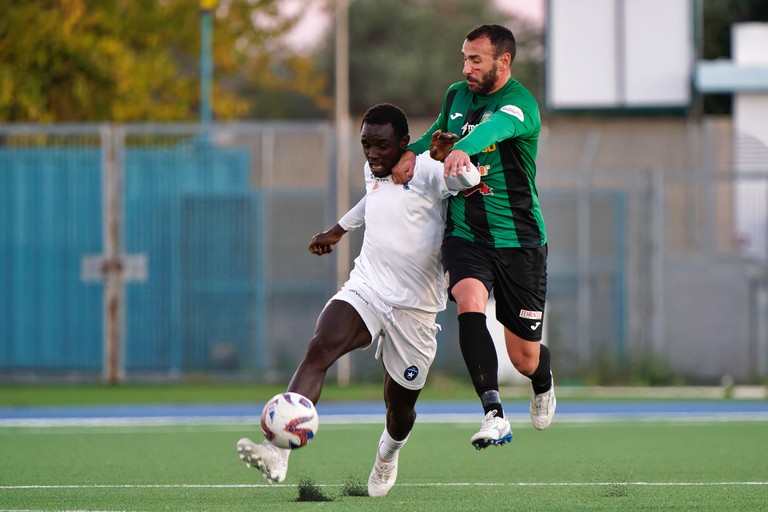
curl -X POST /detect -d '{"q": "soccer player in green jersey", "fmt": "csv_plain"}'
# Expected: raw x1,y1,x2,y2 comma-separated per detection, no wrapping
394,24,556,449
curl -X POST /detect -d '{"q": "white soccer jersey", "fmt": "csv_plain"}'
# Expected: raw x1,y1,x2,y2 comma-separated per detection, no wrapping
338,152,479,313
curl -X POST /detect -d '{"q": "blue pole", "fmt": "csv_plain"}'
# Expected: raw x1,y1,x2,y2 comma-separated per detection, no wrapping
200,5,213,124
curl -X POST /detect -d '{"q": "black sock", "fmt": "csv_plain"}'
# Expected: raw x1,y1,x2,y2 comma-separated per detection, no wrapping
458,312,503,418
528,344,553,395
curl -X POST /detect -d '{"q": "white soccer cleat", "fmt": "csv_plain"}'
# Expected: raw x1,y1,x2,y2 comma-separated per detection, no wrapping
368,452,399,497
530,376,556,430
470,410,512,450
236,437,290,484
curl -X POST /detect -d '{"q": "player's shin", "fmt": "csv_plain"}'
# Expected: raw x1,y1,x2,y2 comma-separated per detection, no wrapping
458,312,503,417
528,344,552,394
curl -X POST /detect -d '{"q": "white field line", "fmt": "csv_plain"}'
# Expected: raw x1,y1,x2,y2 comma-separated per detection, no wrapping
1,412,768,428
1,482,768,490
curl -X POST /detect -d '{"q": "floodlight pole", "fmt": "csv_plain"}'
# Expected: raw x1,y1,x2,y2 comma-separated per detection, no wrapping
199,0,217,124
335,0,352,386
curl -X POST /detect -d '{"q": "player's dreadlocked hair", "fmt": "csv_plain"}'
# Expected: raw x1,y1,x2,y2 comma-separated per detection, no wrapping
466,24,516,63
361,103,409,140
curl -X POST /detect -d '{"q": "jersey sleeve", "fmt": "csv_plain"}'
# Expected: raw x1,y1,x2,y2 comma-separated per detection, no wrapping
444,162,480,193
406,85,458,155
338,196,366,231
454,98,539,155
407,118,442,156
414,152,481,198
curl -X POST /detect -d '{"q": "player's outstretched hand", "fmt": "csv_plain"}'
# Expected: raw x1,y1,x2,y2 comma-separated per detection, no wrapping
430,130,458,162
391,150,416,184
308,226,345,255
443,149,472,178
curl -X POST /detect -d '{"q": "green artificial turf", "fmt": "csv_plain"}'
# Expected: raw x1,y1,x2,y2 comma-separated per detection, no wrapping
1,420,766,511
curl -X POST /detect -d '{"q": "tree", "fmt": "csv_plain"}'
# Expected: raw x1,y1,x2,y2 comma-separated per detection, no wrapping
314,0,543,117
0,0,331,122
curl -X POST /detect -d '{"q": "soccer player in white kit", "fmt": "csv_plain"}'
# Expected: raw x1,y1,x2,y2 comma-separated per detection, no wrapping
236,103,479,497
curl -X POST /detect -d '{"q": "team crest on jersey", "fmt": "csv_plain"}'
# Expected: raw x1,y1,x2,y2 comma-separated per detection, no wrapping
462,111,493,136
460,182,493,197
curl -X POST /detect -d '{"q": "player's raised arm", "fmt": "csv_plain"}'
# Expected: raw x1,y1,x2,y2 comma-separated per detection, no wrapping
444,161,481,192
394,109,448,184
391,150,416,184
429,130,458,162
443,149,473,178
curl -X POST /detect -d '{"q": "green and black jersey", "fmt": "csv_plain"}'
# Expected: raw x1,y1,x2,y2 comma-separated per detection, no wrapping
408,78,546,249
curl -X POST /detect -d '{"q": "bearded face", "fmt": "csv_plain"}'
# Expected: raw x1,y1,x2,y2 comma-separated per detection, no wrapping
467,61,499,96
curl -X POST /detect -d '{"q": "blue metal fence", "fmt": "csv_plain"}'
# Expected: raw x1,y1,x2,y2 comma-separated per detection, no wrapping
0,123,333,380
0,147,103,371
0,132,637,380
0,139,260,374
124,144,255,374
3,122,764,383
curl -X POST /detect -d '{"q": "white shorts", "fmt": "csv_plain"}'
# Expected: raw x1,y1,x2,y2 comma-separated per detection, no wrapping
330,279,439,390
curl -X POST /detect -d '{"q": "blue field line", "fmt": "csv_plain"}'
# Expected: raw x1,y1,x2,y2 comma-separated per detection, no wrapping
0,400,767,427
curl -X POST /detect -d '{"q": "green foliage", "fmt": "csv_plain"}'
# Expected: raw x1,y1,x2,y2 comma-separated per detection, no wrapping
702,0,768,60
315,0,543,117
701,0,768,114
0,0,330,121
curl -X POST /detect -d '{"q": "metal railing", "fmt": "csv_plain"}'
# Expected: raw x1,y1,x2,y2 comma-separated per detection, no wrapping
1,122,766,383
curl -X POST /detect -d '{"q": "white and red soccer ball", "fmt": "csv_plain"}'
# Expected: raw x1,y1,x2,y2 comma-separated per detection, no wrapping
261,392,319,449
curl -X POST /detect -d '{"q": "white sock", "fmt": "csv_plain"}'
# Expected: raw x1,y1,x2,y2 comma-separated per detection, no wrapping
377,428,409,462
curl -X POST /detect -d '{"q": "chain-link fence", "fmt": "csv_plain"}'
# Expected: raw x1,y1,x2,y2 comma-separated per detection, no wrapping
1,121,766,384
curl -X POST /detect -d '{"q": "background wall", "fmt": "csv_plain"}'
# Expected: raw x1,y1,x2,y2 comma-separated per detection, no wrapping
1,116,765,385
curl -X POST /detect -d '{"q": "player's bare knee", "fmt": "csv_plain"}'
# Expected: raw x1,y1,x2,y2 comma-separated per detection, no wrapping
511,355,539,376
303,335,346,369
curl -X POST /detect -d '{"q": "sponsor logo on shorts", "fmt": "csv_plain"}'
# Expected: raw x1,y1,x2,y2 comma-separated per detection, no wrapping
519,309,543,320
530,321,541,331
404,365,419,381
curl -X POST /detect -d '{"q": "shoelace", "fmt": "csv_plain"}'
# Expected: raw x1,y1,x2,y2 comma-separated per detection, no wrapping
533,395,551,412
374,460,395,478
483,413,500,427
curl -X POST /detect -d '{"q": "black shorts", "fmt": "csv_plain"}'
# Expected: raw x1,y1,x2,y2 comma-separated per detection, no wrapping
442,236,547,341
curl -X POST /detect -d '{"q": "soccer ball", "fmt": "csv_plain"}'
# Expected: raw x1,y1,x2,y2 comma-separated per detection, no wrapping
260,392,319,449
